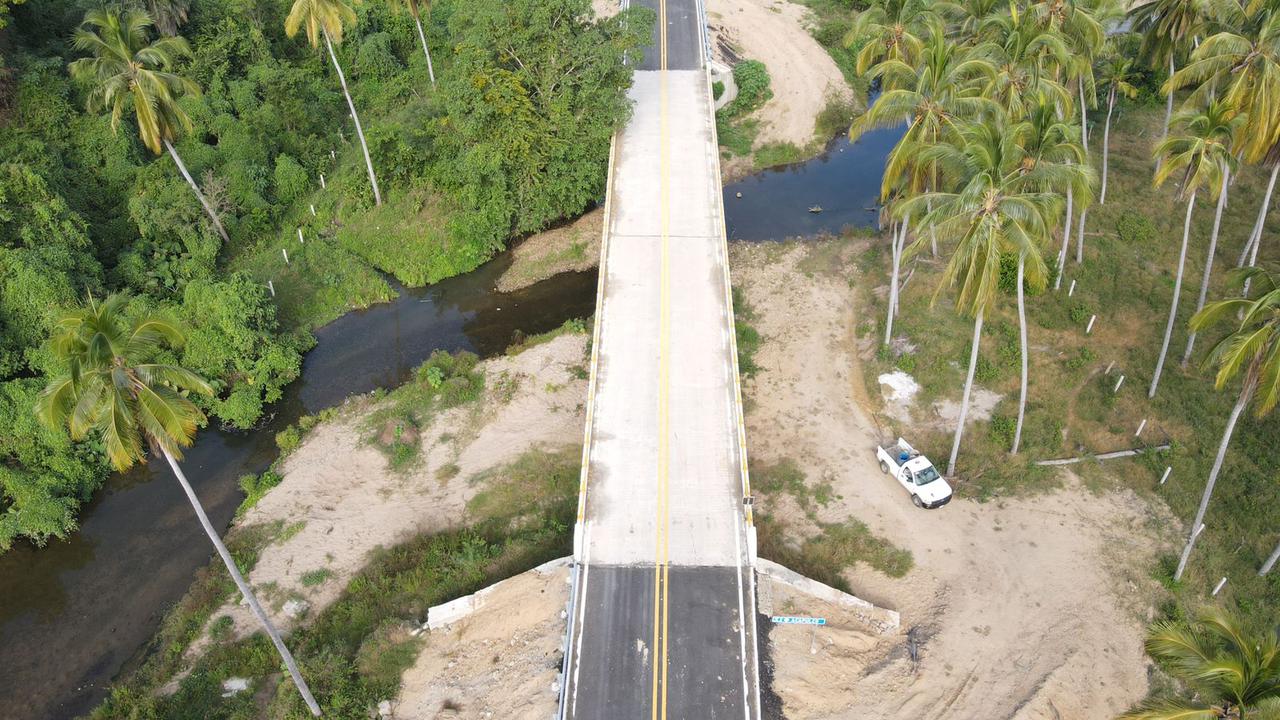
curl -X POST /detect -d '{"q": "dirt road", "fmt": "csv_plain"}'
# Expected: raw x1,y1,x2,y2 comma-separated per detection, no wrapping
733,240,1170,720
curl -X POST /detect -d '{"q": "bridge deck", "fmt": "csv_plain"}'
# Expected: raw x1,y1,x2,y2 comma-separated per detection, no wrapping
563,1,760,718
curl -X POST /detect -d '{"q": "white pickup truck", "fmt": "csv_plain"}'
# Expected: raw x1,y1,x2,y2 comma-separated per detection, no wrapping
876,438,953,509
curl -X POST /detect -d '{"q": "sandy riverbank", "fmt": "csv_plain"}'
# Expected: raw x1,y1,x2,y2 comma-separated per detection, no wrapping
199,335,588,643
733,239,1171,719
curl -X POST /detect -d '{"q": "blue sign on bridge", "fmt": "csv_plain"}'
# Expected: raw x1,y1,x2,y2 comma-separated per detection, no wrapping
770,615,826,626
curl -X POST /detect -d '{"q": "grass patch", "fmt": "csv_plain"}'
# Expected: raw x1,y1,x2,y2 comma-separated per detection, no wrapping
362,351,485,469
732,286,762,377
752,458,911,590
300,569,333,587
754,141,806,169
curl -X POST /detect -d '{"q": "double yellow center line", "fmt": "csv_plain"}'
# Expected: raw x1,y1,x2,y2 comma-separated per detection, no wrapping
651,0,671,718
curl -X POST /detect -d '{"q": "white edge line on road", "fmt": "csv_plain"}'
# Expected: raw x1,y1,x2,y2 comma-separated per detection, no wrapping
570,521,593,718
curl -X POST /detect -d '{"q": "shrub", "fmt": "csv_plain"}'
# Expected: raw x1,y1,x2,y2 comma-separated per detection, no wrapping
273,154,309,205
275,426,302,455
1069,302,1092,325
237,471,283,516
712,80,725,100
990,414,1016,448
1116,209,1155,247
723,60,772,118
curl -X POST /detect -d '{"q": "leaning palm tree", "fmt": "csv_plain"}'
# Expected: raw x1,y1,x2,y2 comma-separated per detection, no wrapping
1119,607,1280,718
1177,267,1280,579
37,295,323,716
68,7,229,242
1172,3,1280,292
905,117,1059,473
386,0,435,85
1148,103,1236,399
1095,50,1139,205
286,0,382,206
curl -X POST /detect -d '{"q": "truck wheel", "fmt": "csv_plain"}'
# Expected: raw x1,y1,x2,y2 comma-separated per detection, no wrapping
879,460,889,474
912,495,924,508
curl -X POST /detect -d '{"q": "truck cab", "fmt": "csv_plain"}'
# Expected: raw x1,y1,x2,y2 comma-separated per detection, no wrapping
876,438,953,509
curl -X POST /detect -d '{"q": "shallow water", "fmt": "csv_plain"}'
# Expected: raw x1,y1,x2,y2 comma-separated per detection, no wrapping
0,255,597,720
723,123,904,241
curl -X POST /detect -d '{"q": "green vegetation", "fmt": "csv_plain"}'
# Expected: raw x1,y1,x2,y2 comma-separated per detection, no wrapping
364,350,485,469
731,286,761,377
92,446,580,718
0,0,651,552
1119,608,1280,719
752,458,913,589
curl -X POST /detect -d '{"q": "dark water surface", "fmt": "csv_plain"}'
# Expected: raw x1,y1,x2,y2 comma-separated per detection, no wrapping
0,255,597,720
723,123,905,241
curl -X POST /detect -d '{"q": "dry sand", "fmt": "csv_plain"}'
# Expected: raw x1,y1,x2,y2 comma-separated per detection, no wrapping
202,336,588,642
497,208,602,293
732,240,1172,720
707,0,852,148
396,563,569,719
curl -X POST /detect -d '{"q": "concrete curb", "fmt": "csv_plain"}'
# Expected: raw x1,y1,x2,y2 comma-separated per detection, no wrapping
756,558,901,634
424,556,571,631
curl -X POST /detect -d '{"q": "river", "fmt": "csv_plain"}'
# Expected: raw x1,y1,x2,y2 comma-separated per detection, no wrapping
0,118,899,719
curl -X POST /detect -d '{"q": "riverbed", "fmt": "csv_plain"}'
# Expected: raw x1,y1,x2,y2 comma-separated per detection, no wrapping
0,119,898,719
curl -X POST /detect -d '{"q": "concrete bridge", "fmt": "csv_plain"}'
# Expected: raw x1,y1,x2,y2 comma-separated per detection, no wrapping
560,0,763,717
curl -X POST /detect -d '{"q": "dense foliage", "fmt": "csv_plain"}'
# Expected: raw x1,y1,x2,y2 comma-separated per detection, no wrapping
0,0,649,550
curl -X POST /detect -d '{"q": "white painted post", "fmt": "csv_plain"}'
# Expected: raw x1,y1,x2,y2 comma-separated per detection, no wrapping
1135,418,1147,437
1086,315,1097,334
1104,361,1115,375
267,280,275,297
297,227,305,244
1113,374,1125,393
310,204,316,216
282,248,289,265
1212,577,1227,596
330,149,336,159
1159,466,1171,485
1068,279,1077,297
320,173,326,189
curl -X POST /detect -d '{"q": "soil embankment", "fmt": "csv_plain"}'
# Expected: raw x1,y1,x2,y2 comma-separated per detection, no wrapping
732,239,1169,720
202,336,589,642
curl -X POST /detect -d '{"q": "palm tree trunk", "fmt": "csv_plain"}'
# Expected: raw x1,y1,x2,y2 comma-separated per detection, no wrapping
1237,164,1277,268
1100,88,1115,205
1174,376,1254,581
1078,78,1089,154
1158,55,1175,170
1260,538,1280,576
1183,168,1230,366
948,308,984,476
1012,257,1028,455
1075,206,1088,273
160,448,322,716
883,221,903,345
323,28,382,206
164,139,229,243
412,13,436,85
1150,190,1196,399
926,197,937,257
894,216,910,318
1055,183,1074,289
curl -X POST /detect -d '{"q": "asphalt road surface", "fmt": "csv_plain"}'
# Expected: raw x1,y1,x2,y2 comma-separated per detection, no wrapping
563,1,761,718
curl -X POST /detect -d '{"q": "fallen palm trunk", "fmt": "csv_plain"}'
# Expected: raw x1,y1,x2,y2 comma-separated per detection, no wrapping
1034,444,1171,466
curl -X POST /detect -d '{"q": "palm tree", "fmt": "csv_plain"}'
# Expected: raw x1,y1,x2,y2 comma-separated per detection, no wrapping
1128,0,1210,161
1012,102,1092,451
1148,103,1236,399
1095,51,1139,205
906,118,1059,473
1180,267,1280,579
386,0,436,85
286,0,382,206
846,0,940,79
135,0,191,36
1120,607,1280,718
980,8,1072,120
68,8,229,243
37,295,323,717
1172,4,1280,292
941,0,1002,39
